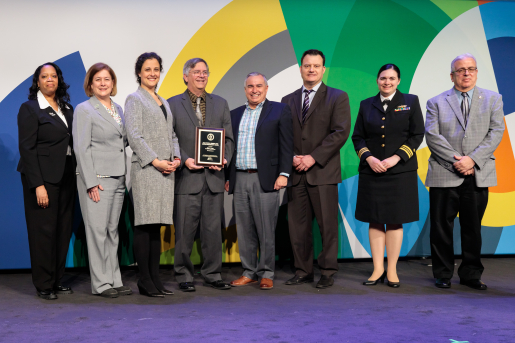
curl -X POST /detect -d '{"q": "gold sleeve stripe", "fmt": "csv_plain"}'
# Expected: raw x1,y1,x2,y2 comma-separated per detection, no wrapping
357,147,370,159
399,145,413,158
399,146,412,158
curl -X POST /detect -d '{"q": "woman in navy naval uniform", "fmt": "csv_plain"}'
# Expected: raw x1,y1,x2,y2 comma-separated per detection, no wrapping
352,64,424,288
17,62,76,300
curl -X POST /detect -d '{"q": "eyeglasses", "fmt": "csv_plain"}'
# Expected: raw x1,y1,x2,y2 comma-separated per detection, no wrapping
453,67,477,75
191,70,209,76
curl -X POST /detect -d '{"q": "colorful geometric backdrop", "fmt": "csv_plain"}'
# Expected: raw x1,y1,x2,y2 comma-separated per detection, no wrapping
0,0,514,269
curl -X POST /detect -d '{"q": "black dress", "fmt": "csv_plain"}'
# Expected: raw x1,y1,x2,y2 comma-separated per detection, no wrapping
351,91,425,224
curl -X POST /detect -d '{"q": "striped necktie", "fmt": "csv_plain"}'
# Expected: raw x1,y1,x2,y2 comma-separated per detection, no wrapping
302,89,314,123
461,92,469,125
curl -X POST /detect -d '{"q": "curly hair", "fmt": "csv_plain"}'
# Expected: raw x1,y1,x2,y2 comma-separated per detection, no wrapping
134,52,163,85
28,62,71,111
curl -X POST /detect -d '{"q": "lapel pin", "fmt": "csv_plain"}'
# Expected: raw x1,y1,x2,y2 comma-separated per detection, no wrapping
49,112,55,116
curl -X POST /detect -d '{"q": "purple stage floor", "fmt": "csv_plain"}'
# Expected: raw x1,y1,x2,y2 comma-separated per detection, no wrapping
1,258,514,343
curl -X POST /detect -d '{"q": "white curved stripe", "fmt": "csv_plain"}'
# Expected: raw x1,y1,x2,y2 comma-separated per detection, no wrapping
267,64,303,102
338,204,370,258
505,112,515,158
409,6,498,150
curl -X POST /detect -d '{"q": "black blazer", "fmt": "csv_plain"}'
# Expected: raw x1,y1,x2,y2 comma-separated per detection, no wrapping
17,99,75,188
352,91,424,175
226,99,293,194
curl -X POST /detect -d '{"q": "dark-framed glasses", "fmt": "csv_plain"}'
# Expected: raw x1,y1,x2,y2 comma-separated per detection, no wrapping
191,70,209,76
453,67,477,75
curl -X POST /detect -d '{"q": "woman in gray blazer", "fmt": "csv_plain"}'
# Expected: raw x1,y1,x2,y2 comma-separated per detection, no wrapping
73,63,132,298
125,52,181,297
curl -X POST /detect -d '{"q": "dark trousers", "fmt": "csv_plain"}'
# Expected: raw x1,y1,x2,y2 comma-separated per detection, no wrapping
21,157,76,291
287,175,339,277
173,181,223,283
430,176,488,280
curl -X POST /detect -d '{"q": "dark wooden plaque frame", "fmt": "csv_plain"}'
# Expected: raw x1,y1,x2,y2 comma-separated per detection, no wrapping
194,127,225,167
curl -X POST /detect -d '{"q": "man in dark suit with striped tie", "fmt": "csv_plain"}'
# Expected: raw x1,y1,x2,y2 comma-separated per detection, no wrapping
281,49,351,288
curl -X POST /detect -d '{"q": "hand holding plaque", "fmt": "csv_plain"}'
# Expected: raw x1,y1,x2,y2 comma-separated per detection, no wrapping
195,127,225,167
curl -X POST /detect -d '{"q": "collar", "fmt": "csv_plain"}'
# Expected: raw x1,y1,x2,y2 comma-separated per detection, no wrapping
380,91,396,103
245,99,265,111
37,90,69,111
453,86,475,99
302,81,322,93
187,89,207,102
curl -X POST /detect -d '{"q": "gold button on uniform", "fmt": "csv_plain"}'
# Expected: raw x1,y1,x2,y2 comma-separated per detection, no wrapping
381,144,385,147
382,135,385,138
382,117,385,120
381,125,384,129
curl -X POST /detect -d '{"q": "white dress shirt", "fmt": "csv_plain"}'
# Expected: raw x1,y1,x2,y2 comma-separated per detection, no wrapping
380,91,396,111
301,81,323,109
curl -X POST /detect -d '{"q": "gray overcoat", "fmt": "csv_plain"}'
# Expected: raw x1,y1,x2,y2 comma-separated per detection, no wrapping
125,87,181,225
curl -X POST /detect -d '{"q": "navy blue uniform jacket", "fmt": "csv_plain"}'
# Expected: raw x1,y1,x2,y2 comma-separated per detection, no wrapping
352,91,424,175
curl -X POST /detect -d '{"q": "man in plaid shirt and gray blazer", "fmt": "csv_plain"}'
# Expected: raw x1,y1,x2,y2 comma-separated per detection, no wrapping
425,53,505,290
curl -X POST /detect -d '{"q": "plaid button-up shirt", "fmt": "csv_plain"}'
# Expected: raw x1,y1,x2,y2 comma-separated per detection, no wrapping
235,100,264,170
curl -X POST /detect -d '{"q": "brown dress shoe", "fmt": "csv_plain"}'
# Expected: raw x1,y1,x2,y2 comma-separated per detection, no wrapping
230,276,257,287
260,278,273,290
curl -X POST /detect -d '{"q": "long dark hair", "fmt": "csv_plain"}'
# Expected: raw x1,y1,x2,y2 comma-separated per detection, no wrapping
135,52,163,85
28,62,71,111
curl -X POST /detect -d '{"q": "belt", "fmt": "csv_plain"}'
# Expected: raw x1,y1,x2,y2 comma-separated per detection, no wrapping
236,169,258,174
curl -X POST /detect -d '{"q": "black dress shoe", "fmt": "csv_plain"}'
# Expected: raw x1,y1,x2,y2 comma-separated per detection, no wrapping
460,279,487,290
363,271,386,286
204,280,231,290
387,281,400,288
316,275,334,289
179,282,196,292
113,286,132,295
37,290,58,300
435,278,451,288
285,274,314,285
157,287,174,295
54,285,73,295
99,288,119,298
137,280,164,298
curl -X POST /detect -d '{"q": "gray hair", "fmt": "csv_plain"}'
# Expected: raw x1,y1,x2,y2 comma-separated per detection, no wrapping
244,72,268,87
451,53,477,72
183,58,210,84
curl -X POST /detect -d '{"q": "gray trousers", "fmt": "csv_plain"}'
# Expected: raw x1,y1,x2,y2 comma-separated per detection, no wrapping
77,175,125,294
234,172,280,280
174,181,223,283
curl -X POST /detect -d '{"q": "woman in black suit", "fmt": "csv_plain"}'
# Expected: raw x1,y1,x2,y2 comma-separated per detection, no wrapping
352,64,424,288
17,62,76,300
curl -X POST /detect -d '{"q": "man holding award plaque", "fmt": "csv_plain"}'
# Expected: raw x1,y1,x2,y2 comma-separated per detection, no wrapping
167,58,234,292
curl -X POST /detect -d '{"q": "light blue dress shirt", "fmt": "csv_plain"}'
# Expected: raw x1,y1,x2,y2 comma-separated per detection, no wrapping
454,86,474,107
236,100,289,177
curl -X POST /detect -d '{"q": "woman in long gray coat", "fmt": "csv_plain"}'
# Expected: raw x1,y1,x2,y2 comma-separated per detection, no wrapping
125,52,180,297
74,63,133,298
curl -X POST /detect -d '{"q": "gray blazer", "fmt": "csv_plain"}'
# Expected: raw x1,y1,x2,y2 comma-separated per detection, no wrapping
73,96,127,189
167,90,234,194
425,86,505,188
125,87,181,226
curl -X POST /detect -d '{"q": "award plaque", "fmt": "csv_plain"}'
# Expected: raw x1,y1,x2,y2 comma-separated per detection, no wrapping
195,127,225,167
